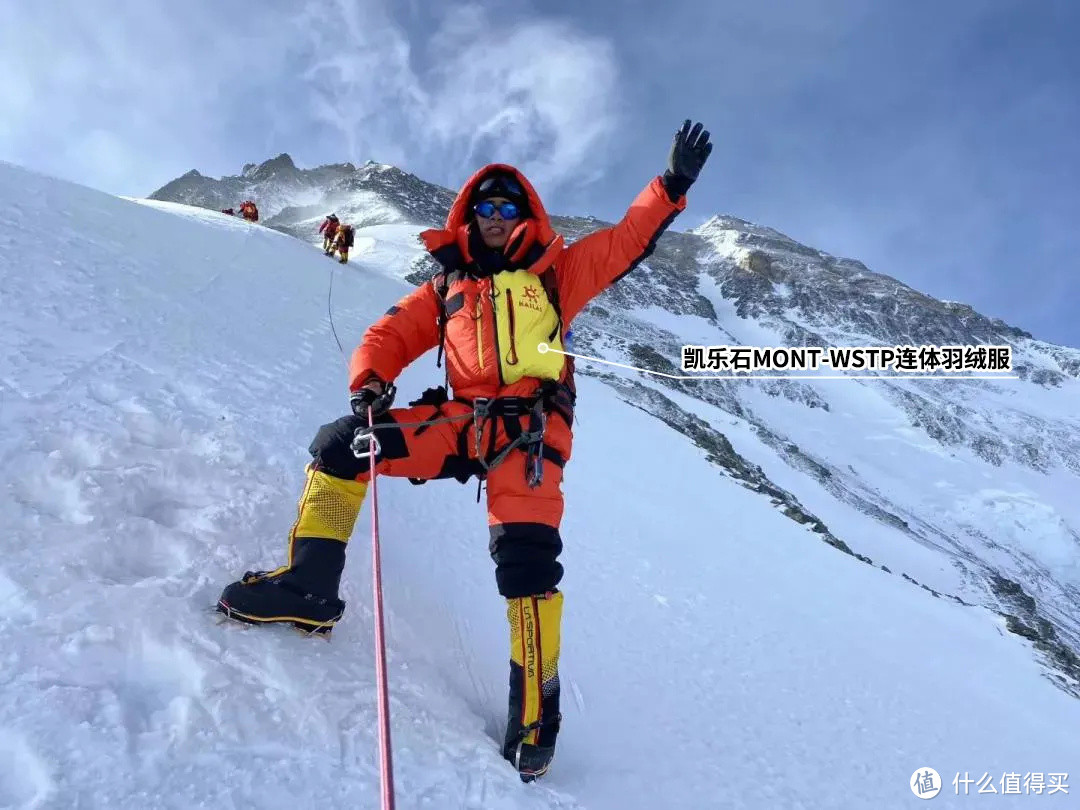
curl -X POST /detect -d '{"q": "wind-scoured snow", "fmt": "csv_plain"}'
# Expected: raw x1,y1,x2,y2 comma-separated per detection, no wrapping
3,160,1080,809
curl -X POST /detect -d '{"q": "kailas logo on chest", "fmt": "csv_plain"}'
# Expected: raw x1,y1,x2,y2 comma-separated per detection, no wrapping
517,284,545,313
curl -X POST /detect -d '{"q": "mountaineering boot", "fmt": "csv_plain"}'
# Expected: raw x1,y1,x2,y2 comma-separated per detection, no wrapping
501,590,563,782
218,537,346,633
217,465,367,634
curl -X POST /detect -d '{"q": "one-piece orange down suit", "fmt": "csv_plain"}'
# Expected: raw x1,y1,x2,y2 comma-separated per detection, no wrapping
338,163,686,764
219,162,689,776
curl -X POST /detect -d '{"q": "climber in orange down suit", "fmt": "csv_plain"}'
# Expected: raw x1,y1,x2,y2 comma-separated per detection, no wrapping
216,120,713,782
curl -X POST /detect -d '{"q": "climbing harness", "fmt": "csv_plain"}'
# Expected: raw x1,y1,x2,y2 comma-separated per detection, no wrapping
350,383,571,499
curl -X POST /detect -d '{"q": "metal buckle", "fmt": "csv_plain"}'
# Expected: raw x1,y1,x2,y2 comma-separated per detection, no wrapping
526,409,547,488
505,397,531,416
351,426,381,459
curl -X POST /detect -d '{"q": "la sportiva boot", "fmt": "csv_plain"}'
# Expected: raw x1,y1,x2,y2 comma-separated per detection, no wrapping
501,590,563,782
216,465,367,634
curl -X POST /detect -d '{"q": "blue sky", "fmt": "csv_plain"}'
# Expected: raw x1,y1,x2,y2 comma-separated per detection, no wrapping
2,0,1077,346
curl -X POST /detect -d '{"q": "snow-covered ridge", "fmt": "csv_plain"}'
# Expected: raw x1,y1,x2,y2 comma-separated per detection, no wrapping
5,159,1080,808
149,154,1080,701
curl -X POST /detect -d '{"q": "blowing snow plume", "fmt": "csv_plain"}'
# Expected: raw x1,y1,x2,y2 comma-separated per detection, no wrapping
289,0,620,193
2,160,1080,808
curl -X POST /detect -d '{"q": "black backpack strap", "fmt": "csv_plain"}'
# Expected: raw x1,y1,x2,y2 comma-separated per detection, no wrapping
432,267,469,390
539,266,562,344
432,272,450,374
537,268,577,421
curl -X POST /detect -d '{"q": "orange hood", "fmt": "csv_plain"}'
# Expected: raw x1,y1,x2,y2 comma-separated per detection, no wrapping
420,163,564,275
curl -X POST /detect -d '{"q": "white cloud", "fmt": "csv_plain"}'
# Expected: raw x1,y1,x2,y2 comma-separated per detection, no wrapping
0,2,621,197
290,0,623,194
0,3,298,193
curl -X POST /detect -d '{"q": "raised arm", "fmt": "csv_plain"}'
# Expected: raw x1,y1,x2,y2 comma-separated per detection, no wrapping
348,281,441,390
556,120,712,323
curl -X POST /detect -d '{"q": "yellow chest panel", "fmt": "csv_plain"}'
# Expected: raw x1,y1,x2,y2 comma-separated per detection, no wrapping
490,270,565,385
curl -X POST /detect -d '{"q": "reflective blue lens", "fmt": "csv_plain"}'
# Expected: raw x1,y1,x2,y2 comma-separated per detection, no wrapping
473,200,520,220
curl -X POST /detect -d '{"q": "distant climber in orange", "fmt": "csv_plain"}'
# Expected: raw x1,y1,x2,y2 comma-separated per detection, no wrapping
238,200,259,222
319,214,340,255
333,223,355,264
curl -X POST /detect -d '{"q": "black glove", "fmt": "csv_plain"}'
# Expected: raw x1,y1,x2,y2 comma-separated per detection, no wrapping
662,120,712,201
349,381,396,421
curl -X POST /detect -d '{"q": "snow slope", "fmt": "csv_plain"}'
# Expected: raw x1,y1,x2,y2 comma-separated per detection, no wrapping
2,160,1079,809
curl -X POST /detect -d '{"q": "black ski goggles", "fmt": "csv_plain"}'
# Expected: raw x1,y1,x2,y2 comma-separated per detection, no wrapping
476,174,524,198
